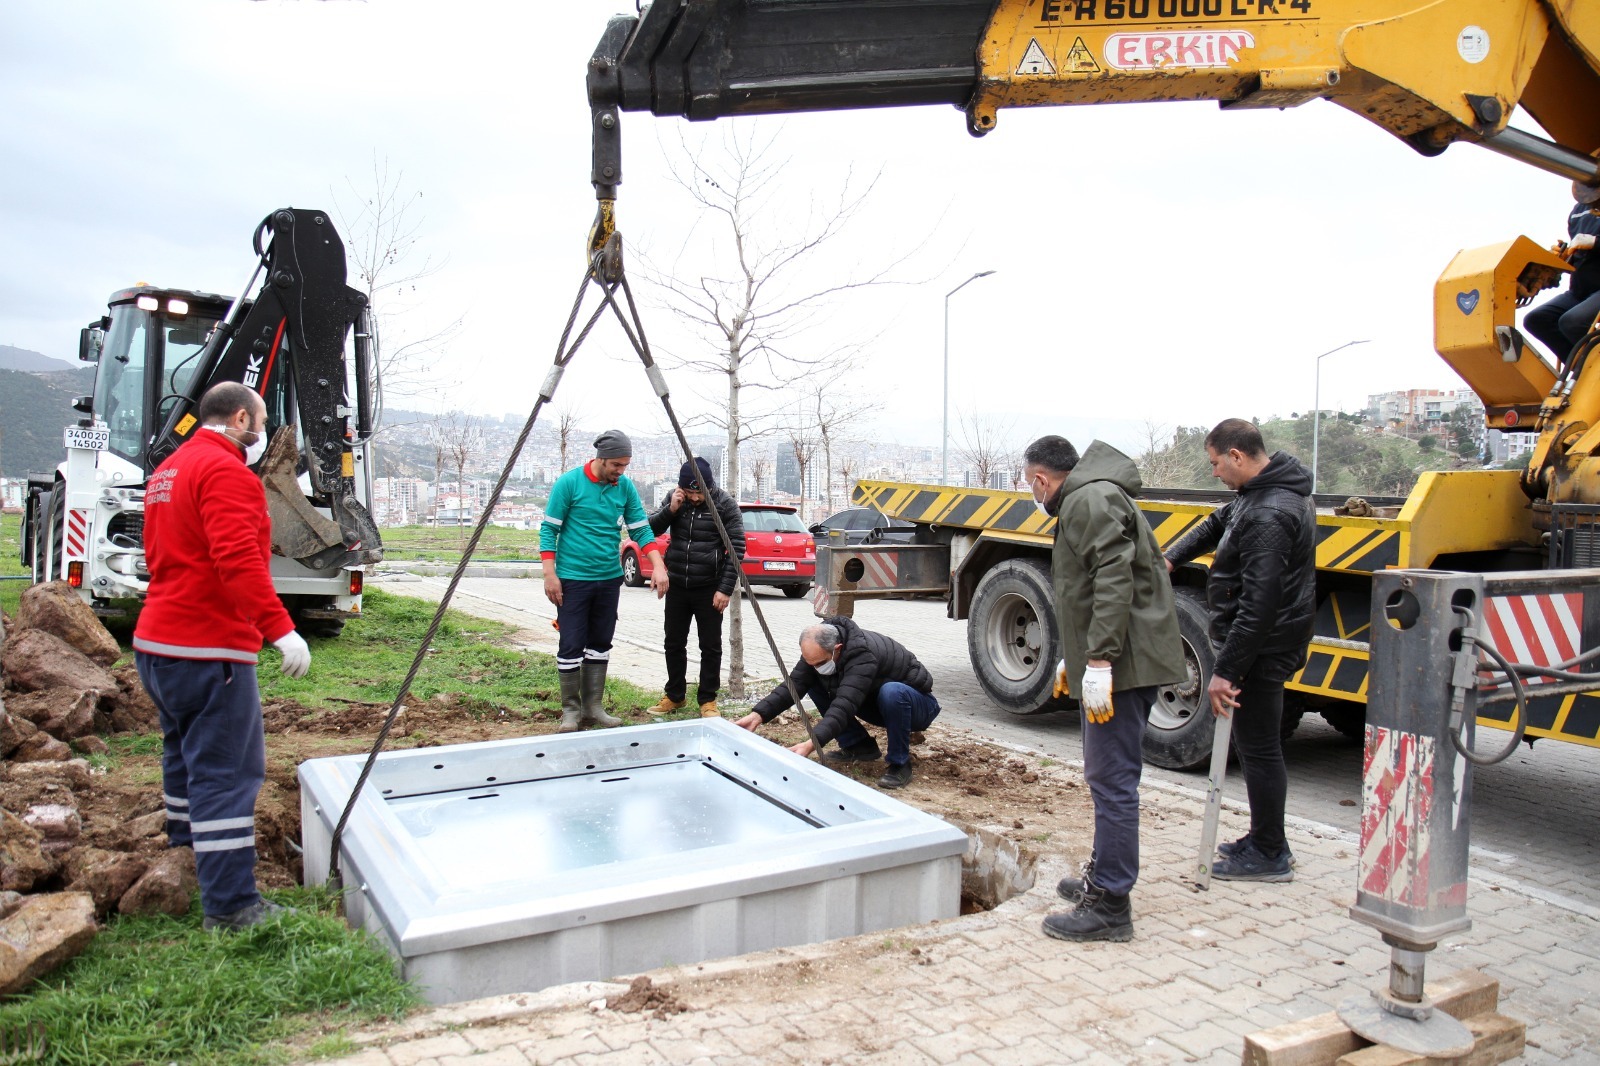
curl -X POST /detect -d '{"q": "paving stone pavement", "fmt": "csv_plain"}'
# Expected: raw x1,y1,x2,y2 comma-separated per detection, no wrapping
323,574,1599,1064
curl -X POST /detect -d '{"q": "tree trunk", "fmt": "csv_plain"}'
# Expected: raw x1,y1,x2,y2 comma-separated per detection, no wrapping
726,351,746,698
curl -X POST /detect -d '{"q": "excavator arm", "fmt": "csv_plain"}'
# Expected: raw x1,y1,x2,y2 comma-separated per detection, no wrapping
152,208,382,571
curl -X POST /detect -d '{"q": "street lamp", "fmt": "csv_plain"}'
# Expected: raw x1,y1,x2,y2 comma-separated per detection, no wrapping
943,270,996,487
1312,339,1371,493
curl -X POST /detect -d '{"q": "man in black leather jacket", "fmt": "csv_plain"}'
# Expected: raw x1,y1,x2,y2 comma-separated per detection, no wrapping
646,458,746,717
734,615,939,790
1165,418,1315,883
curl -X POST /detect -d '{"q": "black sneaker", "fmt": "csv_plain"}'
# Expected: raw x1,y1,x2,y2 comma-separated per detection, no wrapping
1218,833,1296,867
202,898,295,932
1210,840,1294,883
877,762,913,789
824,739,883,764
1041,884,1133,943
1056,859,1096,904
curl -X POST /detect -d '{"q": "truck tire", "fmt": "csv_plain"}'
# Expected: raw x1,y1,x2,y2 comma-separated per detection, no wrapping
283,596,347,639
32,485,64,584
1319,704,1366,743
966,557,1065,716
1143,588,1217,770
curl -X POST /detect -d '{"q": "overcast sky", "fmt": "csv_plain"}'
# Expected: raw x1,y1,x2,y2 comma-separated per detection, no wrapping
0,1,1577,459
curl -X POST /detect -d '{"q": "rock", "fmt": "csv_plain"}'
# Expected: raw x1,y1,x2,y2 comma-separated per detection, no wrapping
2,690,78,728
0,712,39,757
66,850,148,919
9,759,93,793
0,812,54,893
17,582,121,666
108,666,159,734
71,735,109,757
0,892,21,920
22,805,81,843
0,629,118,695
11,732,73,763
126,810,169,841
118,847,196,916
0,892,98,996
40,689,106,742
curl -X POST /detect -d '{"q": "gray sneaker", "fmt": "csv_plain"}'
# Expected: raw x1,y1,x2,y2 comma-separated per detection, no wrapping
203,898,295,932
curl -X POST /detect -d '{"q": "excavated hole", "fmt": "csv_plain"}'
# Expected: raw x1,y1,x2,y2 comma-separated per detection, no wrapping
947,817,1038,914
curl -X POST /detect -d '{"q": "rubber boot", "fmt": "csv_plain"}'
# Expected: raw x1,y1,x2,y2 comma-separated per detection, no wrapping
558,670,583,733
580,660,622,728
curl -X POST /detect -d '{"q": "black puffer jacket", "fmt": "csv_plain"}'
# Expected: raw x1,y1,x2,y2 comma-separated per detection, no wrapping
649,487,745,595
753,615,934,747
1165,451,1316,684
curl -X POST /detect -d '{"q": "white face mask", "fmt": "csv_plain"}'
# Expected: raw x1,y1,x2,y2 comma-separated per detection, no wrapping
1028,475,1052,517
203,423,267,465
814,657,837,676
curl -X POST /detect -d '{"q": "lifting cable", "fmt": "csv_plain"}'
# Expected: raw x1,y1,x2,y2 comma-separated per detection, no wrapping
326,236,828,894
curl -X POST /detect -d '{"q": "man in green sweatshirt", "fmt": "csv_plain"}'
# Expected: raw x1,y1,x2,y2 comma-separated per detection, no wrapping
540,430,666,730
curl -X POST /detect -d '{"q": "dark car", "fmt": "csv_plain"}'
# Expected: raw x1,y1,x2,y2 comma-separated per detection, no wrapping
809,507,917,545
621,502,816,597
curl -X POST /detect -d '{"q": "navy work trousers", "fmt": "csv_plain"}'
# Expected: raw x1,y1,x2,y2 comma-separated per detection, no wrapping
1526,287,1600,366
663,582,723,705
135,652,265,917
810,681,941,768
1081,685,1157,896
555,577,623,672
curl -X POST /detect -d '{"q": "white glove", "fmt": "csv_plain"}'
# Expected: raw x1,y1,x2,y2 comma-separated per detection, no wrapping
1052,659,1069,699
1081,664,1114,724
273,630,311,679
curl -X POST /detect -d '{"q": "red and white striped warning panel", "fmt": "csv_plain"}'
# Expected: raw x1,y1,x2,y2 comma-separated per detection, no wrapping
859,551,900,590
1358,724,1436,909
64,509,90,560
1481,593,1583,686
811,585,832,618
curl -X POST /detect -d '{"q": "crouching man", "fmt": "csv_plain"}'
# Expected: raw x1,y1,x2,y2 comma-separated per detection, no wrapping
734,618,939,789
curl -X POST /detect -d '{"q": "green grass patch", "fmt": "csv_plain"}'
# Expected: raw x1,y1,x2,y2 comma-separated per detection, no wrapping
259,586,657,716
377,523,544,563
0,887,418,1066
1,510,28,618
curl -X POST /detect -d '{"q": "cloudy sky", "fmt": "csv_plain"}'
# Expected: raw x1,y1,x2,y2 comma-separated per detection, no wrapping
0,1,1577,459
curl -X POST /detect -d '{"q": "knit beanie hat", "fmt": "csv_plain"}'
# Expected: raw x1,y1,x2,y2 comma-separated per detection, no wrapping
593,429,633,458
679,457,716,489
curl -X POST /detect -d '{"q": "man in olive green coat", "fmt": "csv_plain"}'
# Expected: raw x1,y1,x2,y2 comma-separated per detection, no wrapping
1023,435,1184,942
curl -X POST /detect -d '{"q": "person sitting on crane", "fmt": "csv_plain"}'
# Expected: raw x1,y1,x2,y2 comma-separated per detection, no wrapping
1525,173,1600,369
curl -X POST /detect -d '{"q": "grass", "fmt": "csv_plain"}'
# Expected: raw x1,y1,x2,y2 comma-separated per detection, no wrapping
377,524,544,563
0,887,418,1066
258,587,656,716
1,510,27,617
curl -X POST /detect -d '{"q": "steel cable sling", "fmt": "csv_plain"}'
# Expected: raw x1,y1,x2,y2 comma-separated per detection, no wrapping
326,237,827,894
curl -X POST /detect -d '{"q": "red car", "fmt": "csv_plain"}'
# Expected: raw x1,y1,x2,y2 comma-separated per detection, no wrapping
621,502,816,597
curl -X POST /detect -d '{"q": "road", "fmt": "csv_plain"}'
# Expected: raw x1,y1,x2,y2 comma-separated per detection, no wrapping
375,568,1600,918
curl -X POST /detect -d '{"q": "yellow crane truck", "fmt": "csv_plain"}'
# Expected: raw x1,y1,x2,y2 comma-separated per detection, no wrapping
585,1,1600,766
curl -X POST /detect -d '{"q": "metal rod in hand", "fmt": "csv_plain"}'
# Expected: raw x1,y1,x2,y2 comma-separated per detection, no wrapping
1196,710,1233,891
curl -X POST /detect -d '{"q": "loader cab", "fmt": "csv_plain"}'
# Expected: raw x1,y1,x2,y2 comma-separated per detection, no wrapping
92,285,309,476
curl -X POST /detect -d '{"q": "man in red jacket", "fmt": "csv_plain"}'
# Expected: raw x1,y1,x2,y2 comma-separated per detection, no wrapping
133,382,311,932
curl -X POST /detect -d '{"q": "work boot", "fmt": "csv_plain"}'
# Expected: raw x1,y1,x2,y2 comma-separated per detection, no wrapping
877,762,913,789
1210,840,1294,883
647,696,687,716
580,661,622,728
558,670,583,733
1056,859,1096,905
203,898,295,933
699,700,720,717
823,738,883,764
1041,883,1133,943
1218,833,1296,868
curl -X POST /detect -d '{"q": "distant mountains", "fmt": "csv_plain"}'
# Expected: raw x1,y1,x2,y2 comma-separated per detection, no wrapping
0,346,96,477
0,344,76,374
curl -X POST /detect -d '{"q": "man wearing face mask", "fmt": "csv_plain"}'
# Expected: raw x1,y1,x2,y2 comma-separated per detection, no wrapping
733,618,938,789
133,381,310,933
1021,435,1183,942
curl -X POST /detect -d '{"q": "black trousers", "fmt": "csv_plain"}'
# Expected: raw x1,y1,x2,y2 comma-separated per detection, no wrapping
663,583,723,704
1232,663,1289,859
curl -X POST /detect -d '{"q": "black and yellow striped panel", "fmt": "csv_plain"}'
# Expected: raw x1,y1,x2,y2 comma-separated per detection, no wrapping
1476,690,1600,747
1314,522,1402,574
1290,644,1370,702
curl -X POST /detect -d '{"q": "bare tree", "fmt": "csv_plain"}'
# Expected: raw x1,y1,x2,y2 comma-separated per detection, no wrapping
554,406,583,472
785,421,820,523
334,155,463,419
954,411,1017,489
745,453,771,502
1134,421,1210,489
646,126,919,694
808,370,881,514
432,411,483,549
